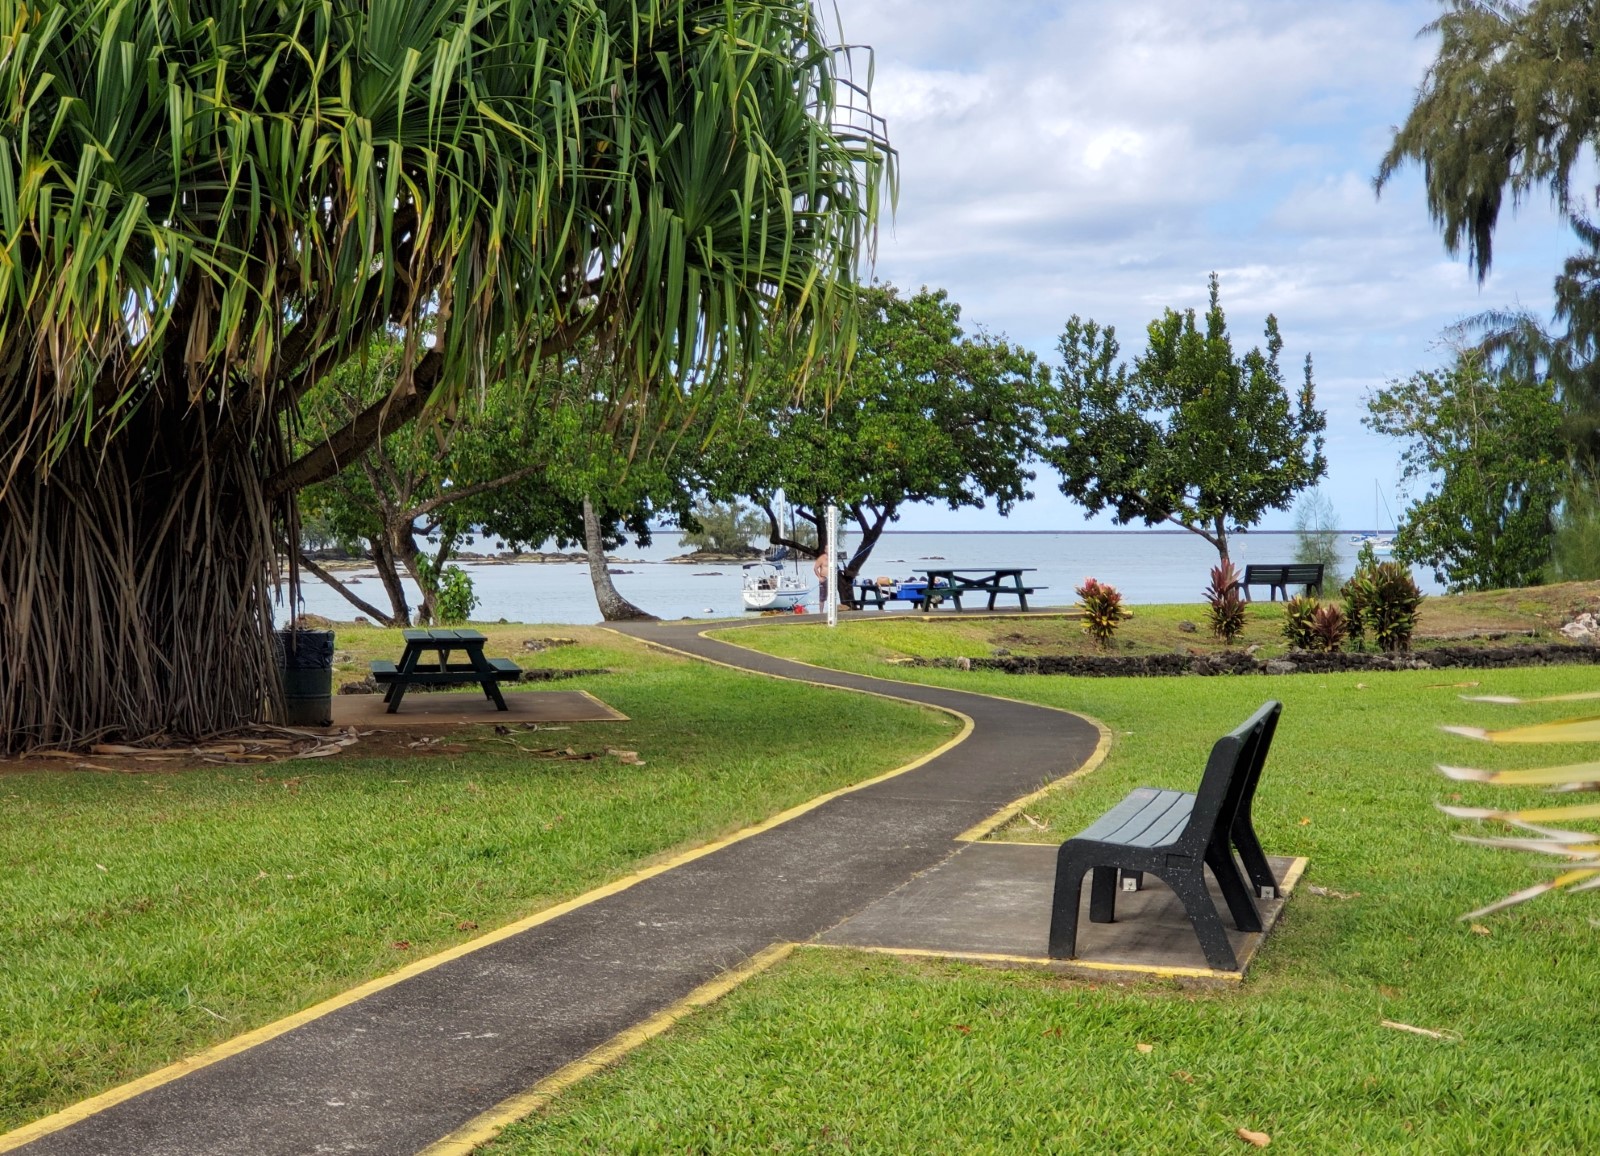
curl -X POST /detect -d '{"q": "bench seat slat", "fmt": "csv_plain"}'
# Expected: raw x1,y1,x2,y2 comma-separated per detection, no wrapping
1078,789,1192,847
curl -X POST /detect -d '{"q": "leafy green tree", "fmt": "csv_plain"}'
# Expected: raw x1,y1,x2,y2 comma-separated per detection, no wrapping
1045,275,1327,564
709,284,1051,594
301,343,692,624
1365,350,1564,591
0,0,889,748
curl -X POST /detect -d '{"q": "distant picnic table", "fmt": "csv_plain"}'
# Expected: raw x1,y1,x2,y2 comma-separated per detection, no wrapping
918,567,1042,612
370,628,521,714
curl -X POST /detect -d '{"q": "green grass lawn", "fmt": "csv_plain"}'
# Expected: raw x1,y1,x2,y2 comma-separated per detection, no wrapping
0,627,956,1132
486,618,1600,1154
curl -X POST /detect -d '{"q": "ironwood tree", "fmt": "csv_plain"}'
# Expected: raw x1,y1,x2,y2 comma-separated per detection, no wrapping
1044,274,1327,564
0,0,889,749
1378,0,1600,575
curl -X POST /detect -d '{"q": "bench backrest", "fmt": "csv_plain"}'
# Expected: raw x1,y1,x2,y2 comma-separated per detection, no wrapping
1241,564,1322,583
1182,701,1283,853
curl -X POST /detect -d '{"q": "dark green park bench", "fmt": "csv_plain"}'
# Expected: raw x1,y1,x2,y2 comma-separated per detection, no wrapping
1047,701,1283,971
1236,563,1323,601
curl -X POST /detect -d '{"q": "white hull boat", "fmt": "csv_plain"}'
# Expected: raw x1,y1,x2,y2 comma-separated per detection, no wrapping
741,562,811,611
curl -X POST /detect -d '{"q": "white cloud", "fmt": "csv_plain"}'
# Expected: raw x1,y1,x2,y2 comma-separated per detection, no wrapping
830,0,1575,531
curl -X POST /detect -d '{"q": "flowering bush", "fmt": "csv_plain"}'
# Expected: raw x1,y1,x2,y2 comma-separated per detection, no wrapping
1075,577,1130,649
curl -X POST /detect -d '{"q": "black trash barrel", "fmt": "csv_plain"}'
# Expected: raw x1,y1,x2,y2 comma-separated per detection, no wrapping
277,629,335,726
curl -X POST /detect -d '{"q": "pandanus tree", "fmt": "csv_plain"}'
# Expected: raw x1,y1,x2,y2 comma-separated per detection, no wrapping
0,0,890,749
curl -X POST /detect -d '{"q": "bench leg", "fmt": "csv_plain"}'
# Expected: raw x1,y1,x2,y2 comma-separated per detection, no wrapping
385,681,407,714
1164,863,1239,971
1089,866,1118,923
1047,855,1093,959
1231,815,1278,898
1205,842,1262,933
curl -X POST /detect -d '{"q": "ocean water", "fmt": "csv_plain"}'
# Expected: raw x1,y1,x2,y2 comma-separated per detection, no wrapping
286,531,1440,626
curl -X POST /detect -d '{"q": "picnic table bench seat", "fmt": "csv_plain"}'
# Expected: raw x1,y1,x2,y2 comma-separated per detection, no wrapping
370,629,522,713
370,657,522,683
1234,564,1324,601
1048,701,1283,971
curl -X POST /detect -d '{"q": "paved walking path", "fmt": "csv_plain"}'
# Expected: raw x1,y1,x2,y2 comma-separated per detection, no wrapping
5,618,1100,1156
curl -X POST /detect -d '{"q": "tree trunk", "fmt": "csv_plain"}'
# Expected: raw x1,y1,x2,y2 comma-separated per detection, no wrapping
582,496,656,621
836,505,893,606
297,549,401,626
393,525,439,625
0,403,283,752
369,535,413,625
1214,516,1231,565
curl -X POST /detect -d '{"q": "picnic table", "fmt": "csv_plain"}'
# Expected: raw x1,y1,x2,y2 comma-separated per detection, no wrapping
370,628,521,714
918,568,1042,612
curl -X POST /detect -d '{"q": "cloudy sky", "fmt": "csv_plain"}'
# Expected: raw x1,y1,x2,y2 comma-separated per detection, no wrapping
830,0,1576,533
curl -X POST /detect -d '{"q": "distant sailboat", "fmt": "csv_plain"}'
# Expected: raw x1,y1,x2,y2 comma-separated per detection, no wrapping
1348,482,1396,553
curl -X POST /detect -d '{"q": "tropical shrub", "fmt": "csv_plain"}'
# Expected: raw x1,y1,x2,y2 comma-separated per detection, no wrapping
1282,594,1319,650
1367,561,1425,652
1075,578,1130,649
1342,568,1374,649
1308,603,1348,652
435,566,479,625
1205,562,1247,644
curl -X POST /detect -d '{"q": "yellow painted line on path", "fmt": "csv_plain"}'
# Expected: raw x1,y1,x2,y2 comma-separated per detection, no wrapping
416,943,797,1155
0,635,973,1153
692,623,1114,843
3,620,1108,1153
803,942,1243,982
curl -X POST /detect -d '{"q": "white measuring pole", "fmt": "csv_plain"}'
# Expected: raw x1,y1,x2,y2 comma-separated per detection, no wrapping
825,504,840,628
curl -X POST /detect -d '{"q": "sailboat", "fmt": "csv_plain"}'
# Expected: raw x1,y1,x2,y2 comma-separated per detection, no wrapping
1348,482,1395,553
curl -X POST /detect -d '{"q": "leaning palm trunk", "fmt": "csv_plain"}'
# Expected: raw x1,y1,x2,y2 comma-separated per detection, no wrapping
582,497,656,621
0,404,283,751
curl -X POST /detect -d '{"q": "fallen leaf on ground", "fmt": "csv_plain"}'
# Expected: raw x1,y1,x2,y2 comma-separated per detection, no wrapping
951,1024,971,1034
1172,1070,1194,1083
1355,683,1368,690
1306,884,1360,900
1425,680,1479,689
1298,817,1312,826
607,748,646,765
1381,1019,1461,1042
95,863,108,872
457,921,478,931
1469,923,1492,936
1236,1127,1271,1148
1021,812,1051,832
391,941,411,951
1135,1043,1154,1054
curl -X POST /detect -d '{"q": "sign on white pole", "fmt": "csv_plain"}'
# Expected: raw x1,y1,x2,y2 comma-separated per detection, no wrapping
825,504,840,628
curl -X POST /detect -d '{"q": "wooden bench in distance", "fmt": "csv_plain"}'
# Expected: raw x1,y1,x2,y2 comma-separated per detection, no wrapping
1236,563,1323,601
1047,701,1283,971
